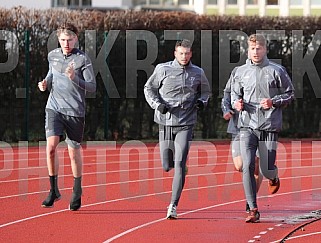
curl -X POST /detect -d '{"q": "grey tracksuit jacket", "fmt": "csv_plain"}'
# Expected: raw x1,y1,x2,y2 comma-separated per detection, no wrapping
221,67,239,135
45,48,96,117
231,57,295,132
144,59,211,126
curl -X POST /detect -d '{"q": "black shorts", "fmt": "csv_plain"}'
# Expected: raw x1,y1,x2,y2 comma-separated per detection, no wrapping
45,109,84,148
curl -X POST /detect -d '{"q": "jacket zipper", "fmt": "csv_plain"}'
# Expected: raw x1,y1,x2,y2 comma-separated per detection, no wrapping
181,66,186,108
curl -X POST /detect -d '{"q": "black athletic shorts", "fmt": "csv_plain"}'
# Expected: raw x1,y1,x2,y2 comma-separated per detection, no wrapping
45,109,84,148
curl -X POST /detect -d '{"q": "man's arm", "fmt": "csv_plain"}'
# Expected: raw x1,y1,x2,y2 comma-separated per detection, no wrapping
221,78,234,115
44,62,53,92
71,54,96,93
271,68,295,108
196,69,211,109
144,65,163,110
230,72,243,112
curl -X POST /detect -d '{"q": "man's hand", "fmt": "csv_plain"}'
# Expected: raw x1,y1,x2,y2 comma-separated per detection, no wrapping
157,104,168,114
38,79,47,91
234,99,243,112
196,100,204,110
65,61,75,80
223,110,234,120
260,98,273,109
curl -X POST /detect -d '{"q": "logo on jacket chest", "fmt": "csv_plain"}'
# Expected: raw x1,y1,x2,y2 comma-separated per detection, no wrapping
167,72,197,83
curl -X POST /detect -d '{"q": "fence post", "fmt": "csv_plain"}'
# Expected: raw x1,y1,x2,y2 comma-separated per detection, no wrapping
24,29,30,141
104,31,109,140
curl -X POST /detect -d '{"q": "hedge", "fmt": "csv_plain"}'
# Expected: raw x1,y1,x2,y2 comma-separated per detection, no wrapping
0,6,321,142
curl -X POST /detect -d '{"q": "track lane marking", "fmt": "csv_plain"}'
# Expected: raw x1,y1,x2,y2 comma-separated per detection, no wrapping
101,187,321,242
270,231,321,242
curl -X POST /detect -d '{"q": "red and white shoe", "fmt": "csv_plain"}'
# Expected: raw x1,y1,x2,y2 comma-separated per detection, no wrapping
268,178,280,194
245,208,260,223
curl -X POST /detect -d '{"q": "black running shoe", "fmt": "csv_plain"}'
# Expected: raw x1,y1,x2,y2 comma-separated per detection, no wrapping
41,190,61,208
69,189,82,211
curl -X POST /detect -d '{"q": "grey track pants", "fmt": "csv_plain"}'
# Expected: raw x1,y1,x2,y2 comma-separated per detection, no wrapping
159,125,193,206
240,128,279,209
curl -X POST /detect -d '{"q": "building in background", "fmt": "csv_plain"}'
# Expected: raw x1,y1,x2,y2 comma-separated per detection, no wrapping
0,0,320,16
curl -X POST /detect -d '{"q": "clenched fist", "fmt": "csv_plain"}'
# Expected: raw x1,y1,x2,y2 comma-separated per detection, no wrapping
234,99,243,112
260,98,273,110
65,61,75,80
38,80,47,91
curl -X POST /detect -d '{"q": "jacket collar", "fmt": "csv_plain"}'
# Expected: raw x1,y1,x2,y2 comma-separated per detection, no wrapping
173,58,193,68
246,56,269,68
60,48,77,57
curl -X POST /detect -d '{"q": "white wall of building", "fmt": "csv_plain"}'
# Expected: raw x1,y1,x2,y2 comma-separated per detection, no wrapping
92,0,132,8
0,0,51,9
0,0,132,9
0,0,319,16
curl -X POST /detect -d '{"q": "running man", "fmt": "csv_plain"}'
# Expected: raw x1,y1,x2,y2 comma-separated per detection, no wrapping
144,39,211,219
38,22,96,211
231,34,294,223
221,71,262,212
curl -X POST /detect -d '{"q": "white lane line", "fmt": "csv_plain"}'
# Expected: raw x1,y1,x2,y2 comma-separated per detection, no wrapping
0,183,244,229
2,171,321,200
103,218,165,243
0,170,241,199
1,178,321,231
0,160,222,184
3,153,314,172
0,152,221,172
0,190,173,229
103,198,246,243
0,209,68,228
102,187,321,242
273,231,321,242
249,210,319,243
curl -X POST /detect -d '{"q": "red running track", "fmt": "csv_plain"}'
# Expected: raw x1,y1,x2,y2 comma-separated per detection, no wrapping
0,139,321,242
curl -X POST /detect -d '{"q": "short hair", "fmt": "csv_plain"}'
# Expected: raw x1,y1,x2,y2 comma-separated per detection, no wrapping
175,39,192,50
248,34,267,47
57,22,78,37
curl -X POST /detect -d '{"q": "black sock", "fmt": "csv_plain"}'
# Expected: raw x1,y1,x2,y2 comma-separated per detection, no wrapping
73,176,82,194
49,175,59,195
